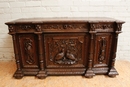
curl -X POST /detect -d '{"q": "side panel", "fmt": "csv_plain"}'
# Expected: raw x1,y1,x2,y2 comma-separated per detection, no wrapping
18,34,39,69
93,33,113,68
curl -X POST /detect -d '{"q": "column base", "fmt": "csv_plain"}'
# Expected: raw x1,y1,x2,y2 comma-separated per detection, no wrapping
36,70,47,79
85,69,95,78
108,67,118,77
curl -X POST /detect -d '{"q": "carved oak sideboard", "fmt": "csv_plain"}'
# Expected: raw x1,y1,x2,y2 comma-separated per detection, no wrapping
5,17,125,79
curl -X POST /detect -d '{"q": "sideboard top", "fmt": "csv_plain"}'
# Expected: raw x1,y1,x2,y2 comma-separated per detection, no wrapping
5,17,125,25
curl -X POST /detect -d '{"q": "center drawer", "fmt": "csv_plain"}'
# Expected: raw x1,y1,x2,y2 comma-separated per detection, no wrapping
42,23,88,32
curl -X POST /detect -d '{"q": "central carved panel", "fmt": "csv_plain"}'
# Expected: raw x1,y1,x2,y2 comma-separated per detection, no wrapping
45,34,86,68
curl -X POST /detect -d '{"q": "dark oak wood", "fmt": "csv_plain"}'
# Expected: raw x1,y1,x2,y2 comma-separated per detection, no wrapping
5,17,125,79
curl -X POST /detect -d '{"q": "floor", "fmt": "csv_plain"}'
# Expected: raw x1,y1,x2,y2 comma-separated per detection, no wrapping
0,60,130,87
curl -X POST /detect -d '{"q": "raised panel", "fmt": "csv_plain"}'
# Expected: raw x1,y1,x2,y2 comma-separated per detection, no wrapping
18,34,39,68
44,34,87,68
93,33,113,67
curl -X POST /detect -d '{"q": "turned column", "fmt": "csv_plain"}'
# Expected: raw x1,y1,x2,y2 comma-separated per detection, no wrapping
9,25,24,79
35,25,47,79
108,23,123,77
85,23,96,78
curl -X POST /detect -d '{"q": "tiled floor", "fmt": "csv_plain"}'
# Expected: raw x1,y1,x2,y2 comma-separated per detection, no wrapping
0,60,130,87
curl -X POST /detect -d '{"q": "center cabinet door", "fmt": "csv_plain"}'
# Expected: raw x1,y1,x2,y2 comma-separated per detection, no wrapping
44,34,89,68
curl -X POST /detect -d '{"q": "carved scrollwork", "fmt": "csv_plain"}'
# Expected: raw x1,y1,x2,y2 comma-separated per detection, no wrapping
43,24,87,30
98,37,106,63
90,23,113,31
47,37,83,65
117,23,122,31
19,25,34,31
24,38,34,64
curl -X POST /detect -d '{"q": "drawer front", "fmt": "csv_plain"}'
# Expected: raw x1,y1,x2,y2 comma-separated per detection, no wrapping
44,34,88,68
90,23,114,32
42,23,88,32
18,34,39,69
93,33,113,67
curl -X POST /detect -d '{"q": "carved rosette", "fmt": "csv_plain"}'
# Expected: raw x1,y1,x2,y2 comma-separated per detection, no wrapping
98,37,106,63
9,25,15,32
47,37,83,65
42,24,87,30
117,23,122,31
35,25,42,32
24,38,34,65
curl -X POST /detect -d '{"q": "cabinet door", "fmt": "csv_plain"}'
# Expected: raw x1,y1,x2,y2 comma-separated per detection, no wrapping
18,34,39,69
44,34,88,68
93,33,113,68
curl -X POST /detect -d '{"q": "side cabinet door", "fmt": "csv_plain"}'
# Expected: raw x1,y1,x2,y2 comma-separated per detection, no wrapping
93,33,113,68
18,34,39,69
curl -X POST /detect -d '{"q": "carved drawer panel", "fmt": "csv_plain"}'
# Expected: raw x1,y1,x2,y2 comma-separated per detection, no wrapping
42,23,88,32
16,24,36,32
90,23,114,32
93,33,113,67
18,34,39,69
44,34,87,68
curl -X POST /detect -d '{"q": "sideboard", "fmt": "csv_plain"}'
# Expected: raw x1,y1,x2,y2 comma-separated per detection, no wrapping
5,17,125,79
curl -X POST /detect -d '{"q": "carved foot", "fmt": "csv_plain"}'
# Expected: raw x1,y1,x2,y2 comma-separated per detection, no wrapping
85,69,95,78
108,67,118,77
13,70,24,79
36,70,47,79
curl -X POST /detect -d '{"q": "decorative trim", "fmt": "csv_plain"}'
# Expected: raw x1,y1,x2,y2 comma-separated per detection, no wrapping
42,24,87,30
24,38,34,65
35,25,42,32
98,37,106,63
19,25,34,31
90,23,113,30
9,25,15,32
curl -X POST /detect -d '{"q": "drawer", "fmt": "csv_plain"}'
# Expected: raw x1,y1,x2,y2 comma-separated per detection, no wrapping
90,23,114,32
42,23,88,32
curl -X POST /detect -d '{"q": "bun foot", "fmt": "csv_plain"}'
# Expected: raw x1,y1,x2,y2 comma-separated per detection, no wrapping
13,70,24,79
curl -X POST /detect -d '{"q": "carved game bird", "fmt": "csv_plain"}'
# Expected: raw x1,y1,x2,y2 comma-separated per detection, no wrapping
55,49,65,61
66,50,77,61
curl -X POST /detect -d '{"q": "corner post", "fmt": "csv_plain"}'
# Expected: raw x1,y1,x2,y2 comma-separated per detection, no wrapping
35,25,47,79
85,23,96,78
108,23,123,77
9,25,24,79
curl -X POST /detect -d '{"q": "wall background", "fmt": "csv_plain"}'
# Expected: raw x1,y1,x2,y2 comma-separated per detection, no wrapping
0,0,130,61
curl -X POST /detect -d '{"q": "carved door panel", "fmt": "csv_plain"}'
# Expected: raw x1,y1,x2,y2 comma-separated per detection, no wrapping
93,33,113,68
44,34,87,68
18,34,39,69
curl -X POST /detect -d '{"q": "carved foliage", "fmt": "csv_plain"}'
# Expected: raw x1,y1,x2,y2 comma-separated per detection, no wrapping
90,23,113,31
98,37,106,63
19,34,39,68
9,25,15,32
35,25,42,32
43,24,87,30
24,38,34,64
94,34,112,67
19,25,34,31
117,23,122,31
46,36,84,65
